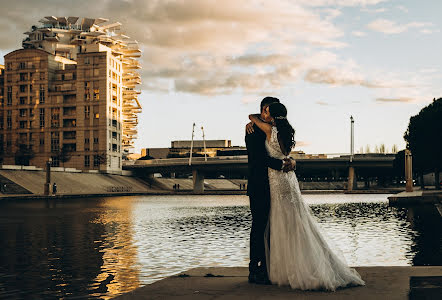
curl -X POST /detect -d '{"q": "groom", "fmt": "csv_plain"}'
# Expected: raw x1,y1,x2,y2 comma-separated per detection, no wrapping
245,96,296,284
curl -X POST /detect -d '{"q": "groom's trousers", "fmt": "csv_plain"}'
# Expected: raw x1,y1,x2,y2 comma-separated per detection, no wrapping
249,191,270,273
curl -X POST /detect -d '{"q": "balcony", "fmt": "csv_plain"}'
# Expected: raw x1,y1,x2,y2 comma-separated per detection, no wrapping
63,119,76,128
63,131,76,140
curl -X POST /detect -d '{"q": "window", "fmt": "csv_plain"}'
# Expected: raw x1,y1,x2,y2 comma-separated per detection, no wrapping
19,109,27,117
93,137,99,144
85,138,90,144
40,138,44,145
51,108,60,128
84,155,90,167
39,85,45,103
93,89,99,100
20,97,26,105
7,87,12,106
7,111,12,129
19,121,27,129
39,108,45,128
19,62,26,69
40,72,45,80
20,73,27,81
84,106,90,118
51,132,60,152
93,69,99,76
20,85,26,93
29,109,34,117
6,63,12,71
93,155,100,167
51,156,60,167
84,57,90,65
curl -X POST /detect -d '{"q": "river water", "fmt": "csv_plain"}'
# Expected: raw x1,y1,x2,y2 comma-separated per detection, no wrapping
0,194,440,299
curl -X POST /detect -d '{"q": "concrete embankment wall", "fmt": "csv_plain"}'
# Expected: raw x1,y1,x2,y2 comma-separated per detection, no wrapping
153,178,349,191
0,169,150,195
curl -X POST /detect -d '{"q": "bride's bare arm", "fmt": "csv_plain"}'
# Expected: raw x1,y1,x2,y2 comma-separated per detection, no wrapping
249,114,272,140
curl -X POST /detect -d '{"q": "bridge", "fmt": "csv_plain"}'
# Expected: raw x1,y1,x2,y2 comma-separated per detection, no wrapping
124,154,396,193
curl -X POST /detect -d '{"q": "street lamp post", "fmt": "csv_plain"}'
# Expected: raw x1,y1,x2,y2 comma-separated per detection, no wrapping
189,123,195,166
350,115,354,163
201,126,207,162
44,157,52,196
348,116,355,191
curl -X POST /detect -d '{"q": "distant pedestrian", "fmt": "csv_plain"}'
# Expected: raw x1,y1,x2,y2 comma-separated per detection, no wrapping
52,183,57,195
177,184,180,190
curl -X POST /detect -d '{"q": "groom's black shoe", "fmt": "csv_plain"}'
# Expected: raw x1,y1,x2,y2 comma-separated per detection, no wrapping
254,271,271,285
248,272,256,283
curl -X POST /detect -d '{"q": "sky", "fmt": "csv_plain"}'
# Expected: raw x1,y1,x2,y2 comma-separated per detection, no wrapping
0,0,440,155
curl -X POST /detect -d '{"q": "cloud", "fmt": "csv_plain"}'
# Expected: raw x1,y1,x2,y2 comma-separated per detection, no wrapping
298,0,388,6
0,0,387,96
367,19,433,34
351,31,366,37
316,101,330,106
376,97,414,103
361,7,387,13
0,0,430,103
304,68,389,88
295,141,310,148
420,29,440,34
397,5,409,13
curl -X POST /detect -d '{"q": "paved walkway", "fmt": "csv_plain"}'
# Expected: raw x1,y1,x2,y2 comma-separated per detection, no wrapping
115,266,442,299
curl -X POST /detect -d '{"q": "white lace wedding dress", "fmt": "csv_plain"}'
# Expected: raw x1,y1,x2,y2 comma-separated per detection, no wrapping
264,126,365,291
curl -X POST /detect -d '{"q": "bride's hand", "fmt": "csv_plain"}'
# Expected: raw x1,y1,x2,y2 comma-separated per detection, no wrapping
282,158,296,172
245,122,254,134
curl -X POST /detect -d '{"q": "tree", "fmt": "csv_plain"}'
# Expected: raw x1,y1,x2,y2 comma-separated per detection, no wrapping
391,144,398,154
14,144,35,166
374,145,380,153
379,144,386,154
365,145,371,153
404,98,442,189
94,152,108,168
55,145,72,167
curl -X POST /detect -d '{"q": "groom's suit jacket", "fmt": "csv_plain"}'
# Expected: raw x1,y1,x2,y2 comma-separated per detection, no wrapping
245,124,283,198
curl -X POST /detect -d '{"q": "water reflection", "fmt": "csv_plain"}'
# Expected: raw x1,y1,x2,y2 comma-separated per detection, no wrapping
0,194,440,299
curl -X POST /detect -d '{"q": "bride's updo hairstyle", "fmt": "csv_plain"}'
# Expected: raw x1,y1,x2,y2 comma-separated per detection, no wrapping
268,102,295,155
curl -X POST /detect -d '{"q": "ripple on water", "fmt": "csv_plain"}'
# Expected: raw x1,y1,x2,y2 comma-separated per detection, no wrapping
0,194,440,299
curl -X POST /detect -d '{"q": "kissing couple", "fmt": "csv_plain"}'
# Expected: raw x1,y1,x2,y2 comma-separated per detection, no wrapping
245,97,365,291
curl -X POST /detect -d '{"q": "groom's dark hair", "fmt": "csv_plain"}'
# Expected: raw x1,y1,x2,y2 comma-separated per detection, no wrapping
260,96,280,111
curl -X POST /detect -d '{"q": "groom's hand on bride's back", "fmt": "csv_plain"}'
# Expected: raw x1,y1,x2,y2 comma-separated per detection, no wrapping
245,122,254,134
282,158,296,172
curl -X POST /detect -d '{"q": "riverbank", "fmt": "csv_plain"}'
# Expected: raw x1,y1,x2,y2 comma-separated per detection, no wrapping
388,190,442,206
0,168,404,199
115,266,442,299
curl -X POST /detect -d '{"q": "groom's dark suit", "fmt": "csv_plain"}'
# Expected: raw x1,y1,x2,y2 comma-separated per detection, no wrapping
246,123,283,275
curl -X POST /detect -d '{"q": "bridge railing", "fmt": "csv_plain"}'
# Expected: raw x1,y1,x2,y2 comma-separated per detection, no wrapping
123,153,396,167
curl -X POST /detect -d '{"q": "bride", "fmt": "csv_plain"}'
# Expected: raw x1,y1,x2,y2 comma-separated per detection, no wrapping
248,102,365,291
